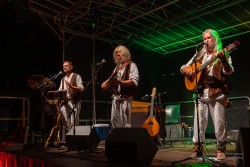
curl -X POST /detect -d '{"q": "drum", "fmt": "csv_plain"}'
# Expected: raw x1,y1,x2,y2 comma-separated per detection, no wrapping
47,90,67,100
93,124,110,140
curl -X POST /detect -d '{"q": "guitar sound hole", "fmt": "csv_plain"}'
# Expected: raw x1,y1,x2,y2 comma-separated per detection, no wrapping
148,122,153,125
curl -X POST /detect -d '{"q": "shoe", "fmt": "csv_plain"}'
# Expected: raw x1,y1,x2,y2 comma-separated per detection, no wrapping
217,150,226,160
190,143,203,157
216,141,226,160
190,151,197,158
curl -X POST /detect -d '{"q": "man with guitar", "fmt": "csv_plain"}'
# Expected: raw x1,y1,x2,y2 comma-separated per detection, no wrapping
101,45,139,129
180,29,236,160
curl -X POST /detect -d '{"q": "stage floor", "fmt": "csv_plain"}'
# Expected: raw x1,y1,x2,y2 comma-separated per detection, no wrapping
0,138,240,167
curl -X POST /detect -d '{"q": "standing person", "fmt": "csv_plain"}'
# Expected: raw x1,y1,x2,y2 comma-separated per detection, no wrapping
101,45,139,129
180,29,234,160
58,61,84,141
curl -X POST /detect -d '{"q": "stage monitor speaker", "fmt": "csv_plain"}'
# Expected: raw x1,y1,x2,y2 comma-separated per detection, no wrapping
66,126,100,150
236,127,250,167
105,127,158,166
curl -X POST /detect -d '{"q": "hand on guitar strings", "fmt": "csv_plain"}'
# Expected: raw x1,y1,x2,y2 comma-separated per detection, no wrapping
101,78,121,91
109,78,122,86
182,67,195,77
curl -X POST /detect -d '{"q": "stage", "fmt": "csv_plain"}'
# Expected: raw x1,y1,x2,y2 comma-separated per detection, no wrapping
0,138,240,167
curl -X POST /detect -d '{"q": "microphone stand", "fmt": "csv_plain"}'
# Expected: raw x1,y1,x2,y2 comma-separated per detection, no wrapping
70,105,76,136
171,44,204,165
193,46,203,157
37,72,59,90
86,64,104,127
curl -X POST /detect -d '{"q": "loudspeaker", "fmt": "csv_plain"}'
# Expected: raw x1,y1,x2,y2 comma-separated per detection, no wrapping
236,127,250,167
66,126,100,150
105,128,158,165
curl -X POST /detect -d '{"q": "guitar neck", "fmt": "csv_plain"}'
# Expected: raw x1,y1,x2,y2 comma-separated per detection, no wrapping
197,56,217,73
197,47,234,73
149,96,154,120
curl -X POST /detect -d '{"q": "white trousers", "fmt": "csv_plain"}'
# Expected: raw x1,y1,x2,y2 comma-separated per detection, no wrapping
60,101,81,141
111,98,132,129
193,95,227,144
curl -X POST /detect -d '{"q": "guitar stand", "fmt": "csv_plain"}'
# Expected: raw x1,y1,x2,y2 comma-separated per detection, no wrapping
155,92,171,149
156,134,166,149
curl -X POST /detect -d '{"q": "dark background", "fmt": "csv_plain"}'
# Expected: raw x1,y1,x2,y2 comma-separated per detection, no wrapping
0,2,249,136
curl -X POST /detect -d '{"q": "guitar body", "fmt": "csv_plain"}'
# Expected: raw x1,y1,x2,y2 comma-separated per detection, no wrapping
142,87,160,137
142,116,160,137
106,71,119,94
184,62,203,90
184,40,240,91
106,61,138,96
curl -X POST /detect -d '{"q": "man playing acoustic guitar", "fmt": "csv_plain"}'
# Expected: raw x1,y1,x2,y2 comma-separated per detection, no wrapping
180,29,236,160
101,45,139,129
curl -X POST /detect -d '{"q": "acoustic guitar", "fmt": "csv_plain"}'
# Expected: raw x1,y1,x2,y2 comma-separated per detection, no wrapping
106,70,120,94
105,61,138,96
106,62,130,94
185,40,240,90
142,87,160,137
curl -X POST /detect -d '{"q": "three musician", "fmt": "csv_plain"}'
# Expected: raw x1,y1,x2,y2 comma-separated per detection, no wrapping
42,33,235,161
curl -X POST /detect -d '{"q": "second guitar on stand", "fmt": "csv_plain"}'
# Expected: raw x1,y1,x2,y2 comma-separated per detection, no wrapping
142,87,160,137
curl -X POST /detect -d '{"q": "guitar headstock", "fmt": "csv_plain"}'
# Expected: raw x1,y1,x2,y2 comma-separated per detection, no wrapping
226,40,240,53
151,87,157,98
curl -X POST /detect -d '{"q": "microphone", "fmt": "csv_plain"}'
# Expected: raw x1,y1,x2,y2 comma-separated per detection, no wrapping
157,91,167,96
96,59,106,66
141,94,149,100
53,71,62,79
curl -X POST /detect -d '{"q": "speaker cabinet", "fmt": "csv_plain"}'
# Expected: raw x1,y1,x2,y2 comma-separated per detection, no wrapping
236,127,250,167
66,126,100,150
105,127,158,165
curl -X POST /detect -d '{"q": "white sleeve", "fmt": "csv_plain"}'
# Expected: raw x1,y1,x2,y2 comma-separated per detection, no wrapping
180,54,196,74
129,63,139,86
76,75,84,92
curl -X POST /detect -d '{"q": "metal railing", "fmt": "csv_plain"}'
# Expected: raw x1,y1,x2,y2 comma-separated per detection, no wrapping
0,96,30,127
161,96,250,128
77,96,250,125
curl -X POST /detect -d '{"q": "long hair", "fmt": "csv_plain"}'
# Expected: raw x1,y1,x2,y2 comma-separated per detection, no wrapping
196,29,222,60
113,45,131,65
202,29,222,52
